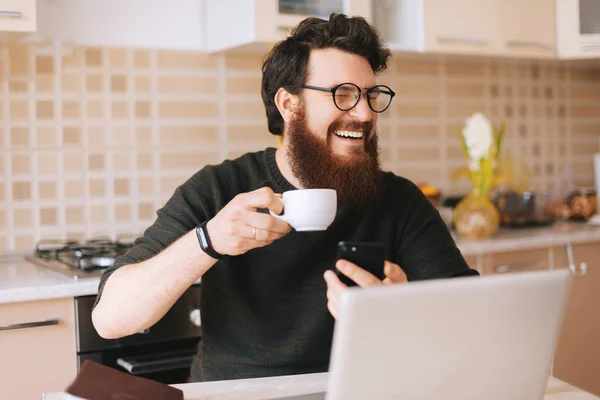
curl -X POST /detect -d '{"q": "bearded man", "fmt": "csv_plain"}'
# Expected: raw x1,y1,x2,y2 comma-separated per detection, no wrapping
91,13,478,383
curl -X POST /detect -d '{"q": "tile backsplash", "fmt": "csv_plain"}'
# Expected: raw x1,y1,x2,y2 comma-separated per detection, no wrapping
1,42,599,251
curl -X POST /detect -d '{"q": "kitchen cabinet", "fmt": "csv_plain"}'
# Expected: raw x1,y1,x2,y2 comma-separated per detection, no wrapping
0,0,36,43
480,248,552,275
556,0,600,59
0,298,77,399
204,0,372,52
553,241,600,396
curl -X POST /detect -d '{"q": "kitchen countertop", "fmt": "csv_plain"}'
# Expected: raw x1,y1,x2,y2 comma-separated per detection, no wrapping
3,222,600,305
43,373,600,399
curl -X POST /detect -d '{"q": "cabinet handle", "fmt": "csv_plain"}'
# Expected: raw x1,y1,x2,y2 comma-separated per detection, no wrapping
506,40,553,50
495,260,546,274
0,11,22,18
437,36,488,46
0,319,59,332
566,243,587,277
580,43,600,50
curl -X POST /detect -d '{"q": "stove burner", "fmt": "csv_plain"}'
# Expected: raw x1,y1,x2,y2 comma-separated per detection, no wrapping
34,237,135,271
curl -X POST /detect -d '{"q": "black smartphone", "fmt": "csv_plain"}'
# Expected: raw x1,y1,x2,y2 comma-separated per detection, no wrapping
335,241,386,287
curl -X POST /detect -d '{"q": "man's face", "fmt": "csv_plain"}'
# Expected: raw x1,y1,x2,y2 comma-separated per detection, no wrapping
284,48,382,209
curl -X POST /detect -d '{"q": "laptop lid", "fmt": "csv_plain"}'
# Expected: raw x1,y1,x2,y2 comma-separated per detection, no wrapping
326,269,572,400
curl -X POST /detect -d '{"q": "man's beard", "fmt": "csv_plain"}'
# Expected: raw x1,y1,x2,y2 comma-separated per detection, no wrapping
286,106,382,209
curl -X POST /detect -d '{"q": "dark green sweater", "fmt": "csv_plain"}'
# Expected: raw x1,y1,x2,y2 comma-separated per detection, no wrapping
96,147,478,382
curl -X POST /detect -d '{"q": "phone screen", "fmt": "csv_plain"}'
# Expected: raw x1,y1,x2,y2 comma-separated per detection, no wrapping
335,241,386,287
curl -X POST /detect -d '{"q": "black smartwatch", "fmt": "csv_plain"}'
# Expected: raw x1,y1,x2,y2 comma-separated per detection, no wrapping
196,221,224,260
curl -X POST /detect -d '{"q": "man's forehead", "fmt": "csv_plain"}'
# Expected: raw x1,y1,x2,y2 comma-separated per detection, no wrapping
307,48,376,87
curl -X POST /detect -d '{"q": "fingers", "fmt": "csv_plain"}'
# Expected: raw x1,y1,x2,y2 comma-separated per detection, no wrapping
241,187,285,214
336,259,383,288
324,270,347,319
243,210,292,237
382,261,408,285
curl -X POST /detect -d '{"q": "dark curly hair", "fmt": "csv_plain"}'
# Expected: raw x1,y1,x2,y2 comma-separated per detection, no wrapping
261,13,391,136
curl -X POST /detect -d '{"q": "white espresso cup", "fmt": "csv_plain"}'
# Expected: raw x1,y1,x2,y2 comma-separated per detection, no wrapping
270,189,337,231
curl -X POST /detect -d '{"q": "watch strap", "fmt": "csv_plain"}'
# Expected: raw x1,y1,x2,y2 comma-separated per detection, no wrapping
196,221,224,260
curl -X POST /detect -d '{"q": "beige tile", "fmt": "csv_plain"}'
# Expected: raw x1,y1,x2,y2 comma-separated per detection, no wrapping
86,74,104,92
394,124,439,140
10,100,28,119
112,101,128,119
135,50,150,68
225,54,264,70
36,76,54,92
447,102,483,119
62,101,80,119
395,58,438,76
135,101,151,118
136,126,153,143
111,75,127,92
158,51,218,70
0,237,6,252
135,76,151,92
11,154,30,174
40,208,57,226
446,60,485,78
9,80,28,93
37,153,58,174
90,205,107,223
65,206,84,224
36,101,54,119
87,101,105,118
159,101,219,118
63,127,81,145
65,232,86,242
226,101,264,118
395,79,439,100
159,125,219,144
137,153,153,169
85,49,103,67
62,47,84,70
89,179,106,197
88,127,106,145
160,152,220,169
227,126,268,142
9,56,28,75
159,76,218,94
113,154,130,171
39,181,57,199
13,182,31,200
571,104,600,118
446,81,485,98
138,177,154,195
10,127,29,146
0,210,5,227
88,154,105,170
15,235,34,251
138,202,155,219
111,126,132,144
397,146,440,162
115,204,131,221
570,84,600,100
64,180,83,198
114,178,130,195
62,74,82,93
63,153,83,172
36,55,54,74
14,209,32,227
37,127,58,146
396,103,439,118
109,49,127,67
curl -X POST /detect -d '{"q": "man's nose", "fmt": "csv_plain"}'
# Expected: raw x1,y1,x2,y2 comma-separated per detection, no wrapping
348,94,373,122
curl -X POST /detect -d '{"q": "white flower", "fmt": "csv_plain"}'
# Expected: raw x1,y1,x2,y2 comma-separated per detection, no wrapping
462,113,493,165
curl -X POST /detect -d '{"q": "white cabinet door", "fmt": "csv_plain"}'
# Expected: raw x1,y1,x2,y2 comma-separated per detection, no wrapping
422,0,502,56
0,0,35,32
556,0,600,59
498,0,556,58
0,298,77,399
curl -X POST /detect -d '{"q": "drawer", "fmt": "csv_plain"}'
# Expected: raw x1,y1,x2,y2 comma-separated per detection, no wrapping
481,248,551,275
0,0,36,33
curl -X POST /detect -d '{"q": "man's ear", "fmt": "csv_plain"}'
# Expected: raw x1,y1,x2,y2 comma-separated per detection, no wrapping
274,87,300,123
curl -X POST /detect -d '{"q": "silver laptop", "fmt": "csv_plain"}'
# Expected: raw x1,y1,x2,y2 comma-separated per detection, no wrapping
279,269,572,400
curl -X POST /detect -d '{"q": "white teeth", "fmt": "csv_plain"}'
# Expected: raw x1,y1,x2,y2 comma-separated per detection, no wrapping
334,131,363,139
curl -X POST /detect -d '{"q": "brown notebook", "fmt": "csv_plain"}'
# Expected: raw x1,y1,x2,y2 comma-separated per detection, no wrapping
66,360,184,400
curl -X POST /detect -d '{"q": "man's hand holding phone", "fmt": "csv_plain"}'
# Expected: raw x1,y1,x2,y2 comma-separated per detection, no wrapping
324,241,407,319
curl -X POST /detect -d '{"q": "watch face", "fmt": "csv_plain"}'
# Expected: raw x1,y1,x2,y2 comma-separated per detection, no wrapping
197,225,210,250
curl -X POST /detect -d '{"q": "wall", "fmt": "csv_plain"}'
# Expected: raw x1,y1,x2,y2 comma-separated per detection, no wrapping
0,42,599,251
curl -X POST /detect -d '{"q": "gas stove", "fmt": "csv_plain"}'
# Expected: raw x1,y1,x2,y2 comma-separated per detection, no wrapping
25,236,135,280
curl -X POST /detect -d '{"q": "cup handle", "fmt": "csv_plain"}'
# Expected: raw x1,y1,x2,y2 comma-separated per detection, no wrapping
269,197,289,223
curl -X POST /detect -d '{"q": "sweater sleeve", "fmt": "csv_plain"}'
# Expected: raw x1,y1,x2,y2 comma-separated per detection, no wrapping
94,167,218,306
394,179,479,281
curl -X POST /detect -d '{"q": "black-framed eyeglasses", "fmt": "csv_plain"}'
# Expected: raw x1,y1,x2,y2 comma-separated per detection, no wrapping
302,82,396,113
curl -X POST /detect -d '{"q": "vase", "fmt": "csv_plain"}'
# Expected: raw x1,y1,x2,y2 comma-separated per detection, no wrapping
453,190,500,239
